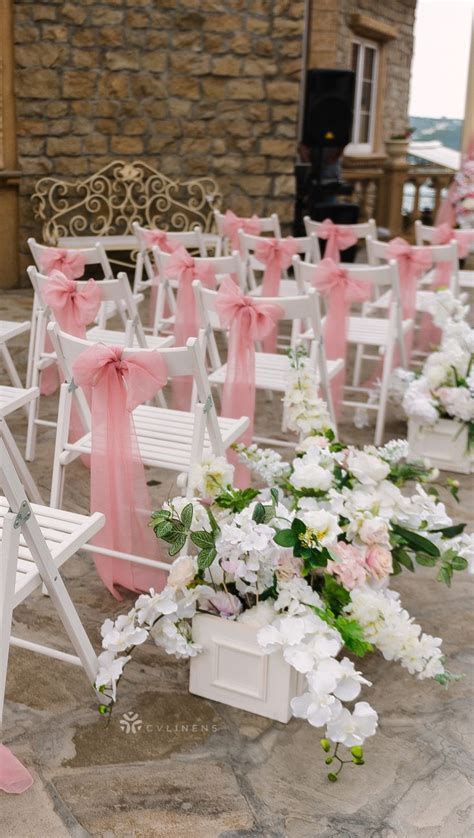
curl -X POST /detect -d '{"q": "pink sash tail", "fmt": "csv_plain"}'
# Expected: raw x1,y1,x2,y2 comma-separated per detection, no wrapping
387,237,432,361
143,229,178,326
0,745,33,794
165,246,216,409
222,210,262,251
311,258,370,416
215,277,282,486
253,237,298,352
317,218,357,263
72,344,169,600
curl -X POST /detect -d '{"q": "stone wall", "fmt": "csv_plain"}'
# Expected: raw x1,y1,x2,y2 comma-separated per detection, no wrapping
13,0,305,270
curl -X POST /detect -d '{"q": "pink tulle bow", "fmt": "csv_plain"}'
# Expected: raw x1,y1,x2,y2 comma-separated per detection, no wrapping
311,258,370,414
387,237,432,319
39,248,86,280
0,745,34,794
222,210,262,251
431,223,474,286
317,218,357,262
253,237,298,351
215,277,282,486
72,344,169,599
143,228,178,253
43,271,101,337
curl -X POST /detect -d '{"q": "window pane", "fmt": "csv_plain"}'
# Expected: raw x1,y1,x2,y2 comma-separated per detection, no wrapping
359,112,370,143
364,47,375,80
361,80,372,110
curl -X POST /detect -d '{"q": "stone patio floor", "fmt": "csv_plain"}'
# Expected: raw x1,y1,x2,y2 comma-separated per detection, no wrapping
0,289,473,837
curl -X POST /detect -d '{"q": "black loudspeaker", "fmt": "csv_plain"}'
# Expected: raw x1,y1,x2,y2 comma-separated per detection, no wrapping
302,69,355,148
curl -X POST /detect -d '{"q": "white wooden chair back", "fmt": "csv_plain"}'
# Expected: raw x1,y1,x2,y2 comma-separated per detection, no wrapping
132,221,207,294
238,230,318,290
304,216,377,250
153,247,246,290
366,236,460,294
414,220,441,245
27,237,113,278
47,323,226,457
213,209,282,254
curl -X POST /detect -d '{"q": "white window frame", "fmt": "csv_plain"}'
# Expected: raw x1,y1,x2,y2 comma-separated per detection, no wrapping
346,36,379,156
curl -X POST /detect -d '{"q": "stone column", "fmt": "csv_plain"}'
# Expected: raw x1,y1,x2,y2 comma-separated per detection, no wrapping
0,0,20,289
378,144,410,237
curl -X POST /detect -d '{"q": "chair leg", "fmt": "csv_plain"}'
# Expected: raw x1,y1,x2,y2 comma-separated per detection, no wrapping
0,513,20,727
25,309,47,462
0,419,43,504
375,341,395,447
352,343,364,387
25,295,38,390
50,384,72,508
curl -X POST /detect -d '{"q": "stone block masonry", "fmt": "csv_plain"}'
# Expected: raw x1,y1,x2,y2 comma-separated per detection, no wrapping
14,0,305,271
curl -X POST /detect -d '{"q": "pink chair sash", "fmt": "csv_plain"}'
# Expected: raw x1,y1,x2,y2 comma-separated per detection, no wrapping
317,218,357,263
165,247,216,409
0,745,33,794
387,238,432,361
39,248,86,280
432,223,474,285
311,258,370,415
253,237,298,352
43,271,101,338
222,210,262,251
72,344,169,599
215,277,282,486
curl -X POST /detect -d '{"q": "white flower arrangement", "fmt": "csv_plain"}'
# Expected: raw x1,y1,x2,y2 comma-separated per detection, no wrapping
403,319,474,445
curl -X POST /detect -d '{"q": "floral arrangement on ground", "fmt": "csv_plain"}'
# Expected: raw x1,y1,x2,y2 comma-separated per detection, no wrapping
96,352,473,782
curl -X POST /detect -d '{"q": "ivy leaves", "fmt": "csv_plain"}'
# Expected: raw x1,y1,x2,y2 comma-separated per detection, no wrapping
390,523,468,584
151,502,220,569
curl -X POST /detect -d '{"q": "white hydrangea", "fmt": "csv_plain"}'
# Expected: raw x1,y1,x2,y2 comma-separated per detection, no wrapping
403,378,439,425
377,438,409,464
236,443,290,486
215,505,280,594
151,617,201,658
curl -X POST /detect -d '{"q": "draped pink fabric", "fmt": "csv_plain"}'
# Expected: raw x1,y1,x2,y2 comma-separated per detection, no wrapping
317,218,357,263
165,246,216,409
39,248,86,280
215,277,282,487
222,210,262,251
387,237,432,360
72,344,169,599
253,237,298,352
142,229,178,328
435,182,457,227
311,258,370,415
432,223,474,284
0,745,33,794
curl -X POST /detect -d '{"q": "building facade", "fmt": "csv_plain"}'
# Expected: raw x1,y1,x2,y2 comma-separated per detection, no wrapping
0,0,417,287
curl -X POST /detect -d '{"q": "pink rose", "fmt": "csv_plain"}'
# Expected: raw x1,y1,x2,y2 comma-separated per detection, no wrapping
327,542,368,590
365,545,393,581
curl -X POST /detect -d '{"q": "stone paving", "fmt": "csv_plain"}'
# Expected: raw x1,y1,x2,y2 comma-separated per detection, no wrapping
0,289,473,838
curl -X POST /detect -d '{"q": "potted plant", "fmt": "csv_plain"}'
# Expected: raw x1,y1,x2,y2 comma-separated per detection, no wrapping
94,353,472,782
385,127,414,161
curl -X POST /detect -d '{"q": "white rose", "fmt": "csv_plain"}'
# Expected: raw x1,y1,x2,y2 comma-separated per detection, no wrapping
290,461,333,491
167,556,196,589
346,451,390,486
358,517,390,546
299,509,340,546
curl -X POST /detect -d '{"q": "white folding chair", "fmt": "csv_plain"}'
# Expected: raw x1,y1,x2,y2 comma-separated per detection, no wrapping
294,257,412,446
0,321,30,392
150,247,247,337
47,323,249,510
304,217,377,264
193,280,342,442
0,389,43,504
25,268,174,462
238,230,318,295
213,209,282,256
415,219,474,291
132,221,207,299
0,436,105,727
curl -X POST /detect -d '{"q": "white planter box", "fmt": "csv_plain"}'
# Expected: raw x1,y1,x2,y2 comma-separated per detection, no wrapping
189,613,305,723
408,418,473,474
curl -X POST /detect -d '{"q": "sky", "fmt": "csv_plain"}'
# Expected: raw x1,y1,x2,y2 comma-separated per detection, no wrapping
409,0,473,119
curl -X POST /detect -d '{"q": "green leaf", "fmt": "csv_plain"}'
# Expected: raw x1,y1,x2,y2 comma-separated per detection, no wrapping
395,549,415,572
391,558,402,575
291,517,306,536
168,533,187,557
252,502,266,524
190,530,215,549
451,556,468,571
214,487,259,512
206,506,220,535
153,520,174,539
321,574,350,615
197,547,217,571
273,528,297,548
270,488,279,506
180,503,194,531
431,523,466,538
415,553,438,567
437,565,453,586
392,524,440,557
334,616,373,657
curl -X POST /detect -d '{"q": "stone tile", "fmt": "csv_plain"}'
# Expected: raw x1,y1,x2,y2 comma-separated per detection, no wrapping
0,770,71,838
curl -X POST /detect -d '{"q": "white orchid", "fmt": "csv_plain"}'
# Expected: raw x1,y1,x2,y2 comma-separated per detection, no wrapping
326,701,378,747
95,651,131,701
101,613,148,653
